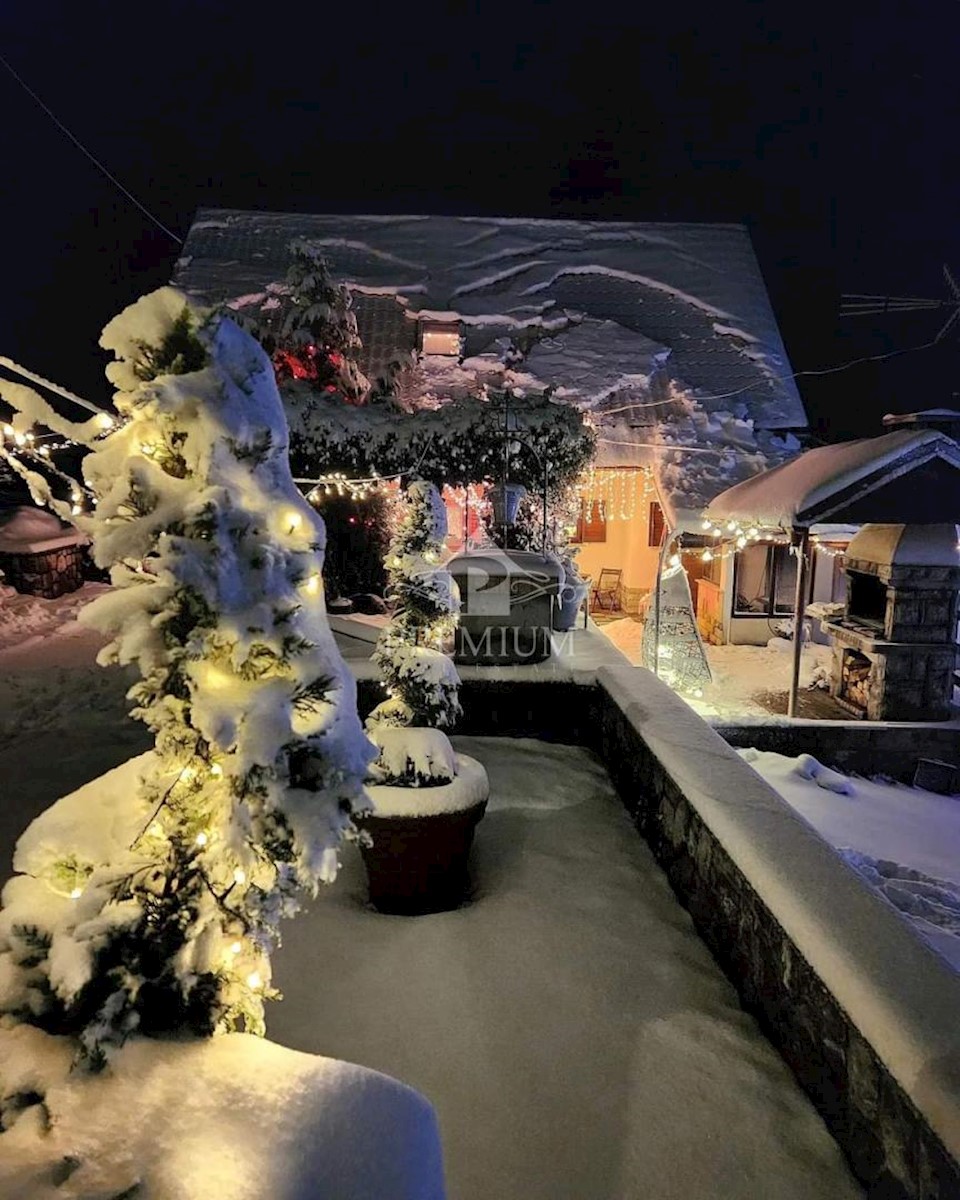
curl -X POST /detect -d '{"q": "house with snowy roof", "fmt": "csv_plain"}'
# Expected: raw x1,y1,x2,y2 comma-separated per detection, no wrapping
173,210,832,644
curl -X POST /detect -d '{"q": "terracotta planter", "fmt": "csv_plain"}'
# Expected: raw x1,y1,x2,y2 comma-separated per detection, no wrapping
358,799,488,915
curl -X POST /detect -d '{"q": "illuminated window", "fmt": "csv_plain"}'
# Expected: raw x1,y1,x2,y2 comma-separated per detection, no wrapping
420,320,462,356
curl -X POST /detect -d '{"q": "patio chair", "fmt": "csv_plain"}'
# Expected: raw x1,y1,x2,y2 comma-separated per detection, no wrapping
591,568,622,611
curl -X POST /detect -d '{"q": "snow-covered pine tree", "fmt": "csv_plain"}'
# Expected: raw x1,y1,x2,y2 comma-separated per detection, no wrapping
0,288,373,1063
239,239,368,401
369,482,461,734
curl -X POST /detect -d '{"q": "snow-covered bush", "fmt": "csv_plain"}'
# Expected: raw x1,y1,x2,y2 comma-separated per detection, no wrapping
286,387,595,496
369,482,461,732
0,289,374,1063
366,726,458,787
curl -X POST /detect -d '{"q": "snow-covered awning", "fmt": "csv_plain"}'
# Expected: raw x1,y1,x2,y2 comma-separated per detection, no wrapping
703,429,960,531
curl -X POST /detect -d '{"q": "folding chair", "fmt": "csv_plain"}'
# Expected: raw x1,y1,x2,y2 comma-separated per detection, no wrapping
591,568,622,611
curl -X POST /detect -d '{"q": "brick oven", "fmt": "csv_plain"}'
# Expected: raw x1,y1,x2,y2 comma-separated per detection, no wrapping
824,523,960,721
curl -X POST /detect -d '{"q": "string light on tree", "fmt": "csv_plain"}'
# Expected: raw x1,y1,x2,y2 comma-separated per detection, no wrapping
0,289,373,1062
368,481,461,729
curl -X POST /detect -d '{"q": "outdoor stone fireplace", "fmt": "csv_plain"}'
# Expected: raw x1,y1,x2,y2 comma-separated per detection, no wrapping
824,523,960,721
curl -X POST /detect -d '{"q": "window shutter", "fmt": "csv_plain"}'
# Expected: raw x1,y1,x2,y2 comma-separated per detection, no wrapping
573,499,607,543
648,501,665,548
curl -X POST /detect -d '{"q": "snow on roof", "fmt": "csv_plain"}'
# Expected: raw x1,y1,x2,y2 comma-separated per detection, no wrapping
845,522,960,568
704,429,960,529
518,319,671,406
883,408,960,423
0,506,84,553
175,210,806,431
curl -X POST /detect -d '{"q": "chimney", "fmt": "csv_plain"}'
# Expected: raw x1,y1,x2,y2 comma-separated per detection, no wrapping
881,406,960,441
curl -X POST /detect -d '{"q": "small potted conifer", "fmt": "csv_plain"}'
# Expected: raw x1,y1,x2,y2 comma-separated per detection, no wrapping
360,481,489,915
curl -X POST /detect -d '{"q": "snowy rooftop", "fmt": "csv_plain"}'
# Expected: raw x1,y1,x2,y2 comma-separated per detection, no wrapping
175,211,806,431
705,428,960,529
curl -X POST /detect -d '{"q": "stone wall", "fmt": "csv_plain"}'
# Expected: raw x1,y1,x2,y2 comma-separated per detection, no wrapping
713,718,960,783
0,544,85,599
594,675,960,1199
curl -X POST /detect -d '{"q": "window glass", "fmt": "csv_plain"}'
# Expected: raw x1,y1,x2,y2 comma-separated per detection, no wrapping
773,545,798,613
734,545,771,614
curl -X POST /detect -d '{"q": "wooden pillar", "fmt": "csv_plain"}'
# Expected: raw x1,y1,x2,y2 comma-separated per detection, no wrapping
787,528,811,718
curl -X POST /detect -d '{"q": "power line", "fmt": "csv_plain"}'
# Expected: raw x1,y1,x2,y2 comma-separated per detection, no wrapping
596,335,943,420
0,51,183,246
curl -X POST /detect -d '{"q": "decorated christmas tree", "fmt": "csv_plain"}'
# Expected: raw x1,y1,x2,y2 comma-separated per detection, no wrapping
0,289,373,1063
237,239,368,401
369,481,461,738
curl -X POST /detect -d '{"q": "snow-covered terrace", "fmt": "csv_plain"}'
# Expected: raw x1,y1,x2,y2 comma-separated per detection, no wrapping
2,600,960,1195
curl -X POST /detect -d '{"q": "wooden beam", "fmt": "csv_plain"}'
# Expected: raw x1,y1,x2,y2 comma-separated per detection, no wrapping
787,529,811,719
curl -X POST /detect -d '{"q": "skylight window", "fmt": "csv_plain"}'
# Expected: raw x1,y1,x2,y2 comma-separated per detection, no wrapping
420,319,462,357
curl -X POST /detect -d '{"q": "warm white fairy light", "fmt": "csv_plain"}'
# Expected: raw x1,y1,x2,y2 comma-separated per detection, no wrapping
230,941,243,955
246,971,263,990
194,831,208,847
69,887,83,900
233,868,246,885
301,573,321,595
95,412,114,430
575,465,654,523
286,511,303,534
210,762,223,778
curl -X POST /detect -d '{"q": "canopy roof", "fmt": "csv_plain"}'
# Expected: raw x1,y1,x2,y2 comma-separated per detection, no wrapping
704,428,960,530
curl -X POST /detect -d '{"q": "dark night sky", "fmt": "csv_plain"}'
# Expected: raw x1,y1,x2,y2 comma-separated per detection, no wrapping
2,0,959,442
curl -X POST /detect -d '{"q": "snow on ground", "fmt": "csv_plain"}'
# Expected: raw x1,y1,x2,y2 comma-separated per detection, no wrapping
741,748,960,971
0,582,110,666
0,1026,445,1200
0,608,865,1197
599,617,832,718
0,585,142,880
269,737,861,1200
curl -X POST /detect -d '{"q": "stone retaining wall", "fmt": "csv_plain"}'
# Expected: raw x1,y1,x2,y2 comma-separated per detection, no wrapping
595,669,960,1199
713,719,960,782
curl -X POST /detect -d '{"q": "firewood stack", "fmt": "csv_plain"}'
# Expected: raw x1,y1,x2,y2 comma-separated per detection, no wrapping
840,652,871,711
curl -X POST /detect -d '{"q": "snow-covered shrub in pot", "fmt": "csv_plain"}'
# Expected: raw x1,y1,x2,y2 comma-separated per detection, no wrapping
0,291,445,1199
362,481,489,914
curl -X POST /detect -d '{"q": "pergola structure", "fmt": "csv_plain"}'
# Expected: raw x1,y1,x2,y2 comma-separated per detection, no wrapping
703,425,960,716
